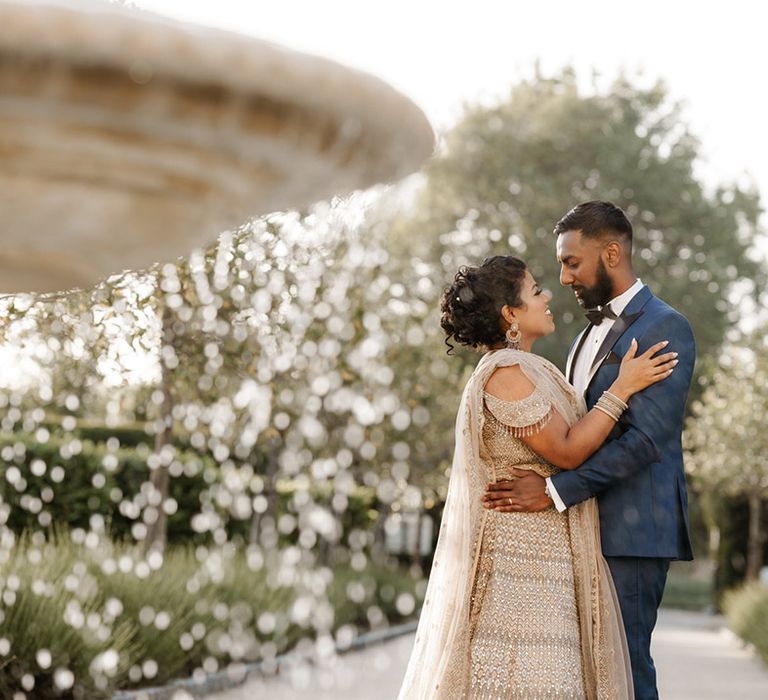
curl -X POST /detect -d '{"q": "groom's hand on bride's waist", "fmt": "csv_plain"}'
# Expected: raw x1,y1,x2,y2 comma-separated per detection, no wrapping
481,469,553,513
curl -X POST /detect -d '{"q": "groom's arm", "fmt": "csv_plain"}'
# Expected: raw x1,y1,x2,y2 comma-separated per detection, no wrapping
550,312,695,508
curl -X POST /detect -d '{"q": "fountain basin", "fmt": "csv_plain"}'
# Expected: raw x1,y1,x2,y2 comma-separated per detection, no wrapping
0,0,434,293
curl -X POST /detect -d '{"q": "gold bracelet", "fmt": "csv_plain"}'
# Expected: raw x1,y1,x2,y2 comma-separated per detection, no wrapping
599,395,626,413
594,402,621,422
602,391,628,411
598,392,626,414
601,395,626,411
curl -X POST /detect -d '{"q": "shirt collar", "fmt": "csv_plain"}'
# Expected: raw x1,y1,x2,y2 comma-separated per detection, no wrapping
606,278,644,318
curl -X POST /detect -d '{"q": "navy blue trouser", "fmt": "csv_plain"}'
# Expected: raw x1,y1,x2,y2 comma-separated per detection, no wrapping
605,556,670,700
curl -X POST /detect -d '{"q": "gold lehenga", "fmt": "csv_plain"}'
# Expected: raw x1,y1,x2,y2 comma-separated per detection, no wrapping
398,349,633,700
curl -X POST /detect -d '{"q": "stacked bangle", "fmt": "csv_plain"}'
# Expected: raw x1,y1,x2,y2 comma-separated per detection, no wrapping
594,390,628,422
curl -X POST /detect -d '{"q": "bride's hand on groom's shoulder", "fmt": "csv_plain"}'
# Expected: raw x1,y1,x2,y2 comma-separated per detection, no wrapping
612,339,678,400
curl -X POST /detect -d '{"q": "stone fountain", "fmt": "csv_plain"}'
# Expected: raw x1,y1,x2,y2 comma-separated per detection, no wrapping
0,0,434,293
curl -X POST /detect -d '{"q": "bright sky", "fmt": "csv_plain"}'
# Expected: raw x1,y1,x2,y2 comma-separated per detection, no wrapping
133,0,768,219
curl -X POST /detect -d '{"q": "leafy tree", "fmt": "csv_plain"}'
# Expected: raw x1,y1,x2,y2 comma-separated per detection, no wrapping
391,69,764,374
685,335,768,581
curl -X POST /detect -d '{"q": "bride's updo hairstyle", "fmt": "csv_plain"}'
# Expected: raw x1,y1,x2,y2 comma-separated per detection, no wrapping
440,255,527,353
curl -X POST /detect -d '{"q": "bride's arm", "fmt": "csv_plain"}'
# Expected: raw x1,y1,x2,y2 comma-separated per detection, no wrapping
485,340,676,469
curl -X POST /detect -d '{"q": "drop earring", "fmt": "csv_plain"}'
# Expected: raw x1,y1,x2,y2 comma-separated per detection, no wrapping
505,321,521,350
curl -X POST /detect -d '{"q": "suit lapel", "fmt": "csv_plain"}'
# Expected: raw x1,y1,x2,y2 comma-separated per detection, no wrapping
584,286,653,393
566,324,592,385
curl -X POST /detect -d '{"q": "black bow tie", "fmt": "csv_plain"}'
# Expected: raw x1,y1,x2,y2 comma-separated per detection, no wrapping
584,304,618,326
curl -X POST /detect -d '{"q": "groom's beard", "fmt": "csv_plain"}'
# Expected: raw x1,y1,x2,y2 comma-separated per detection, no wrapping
575,259,614,308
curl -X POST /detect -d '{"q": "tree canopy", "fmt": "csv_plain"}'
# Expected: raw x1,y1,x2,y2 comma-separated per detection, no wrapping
393,70,764,371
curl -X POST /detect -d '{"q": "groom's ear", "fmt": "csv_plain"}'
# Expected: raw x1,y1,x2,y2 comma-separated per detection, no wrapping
603,239,624,268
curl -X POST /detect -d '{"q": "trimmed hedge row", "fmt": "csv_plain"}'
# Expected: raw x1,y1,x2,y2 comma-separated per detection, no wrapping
0,432,378,547
1,433,209,542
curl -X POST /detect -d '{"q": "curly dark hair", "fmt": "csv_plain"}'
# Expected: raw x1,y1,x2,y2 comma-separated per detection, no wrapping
440,256,528,353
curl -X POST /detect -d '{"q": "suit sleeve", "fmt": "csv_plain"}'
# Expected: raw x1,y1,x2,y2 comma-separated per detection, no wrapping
550,312,696,507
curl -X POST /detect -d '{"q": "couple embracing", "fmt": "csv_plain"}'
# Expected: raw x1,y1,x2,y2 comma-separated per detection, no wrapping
399,201,695,699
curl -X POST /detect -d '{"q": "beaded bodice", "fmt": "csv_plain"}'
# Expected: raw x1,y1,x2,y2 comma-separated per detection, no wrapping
481,389,558,482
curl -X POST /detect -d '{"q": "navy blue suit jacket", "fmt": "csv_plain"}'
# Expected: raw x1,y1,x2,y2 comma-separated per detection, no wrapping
551,286,695,560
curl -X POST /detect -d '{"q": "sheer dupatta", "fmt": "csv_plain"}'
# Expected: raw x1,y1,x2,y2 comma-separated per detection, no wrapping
397,349,633,700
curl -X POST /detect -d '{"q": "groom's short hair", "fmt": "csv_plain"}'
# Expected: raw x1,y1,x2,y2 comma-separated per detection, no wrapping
554,201,633,248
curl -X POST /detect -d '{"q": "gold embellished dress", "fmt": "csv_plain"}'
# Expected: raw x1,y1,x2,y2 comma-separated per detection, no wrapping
398,349,633,700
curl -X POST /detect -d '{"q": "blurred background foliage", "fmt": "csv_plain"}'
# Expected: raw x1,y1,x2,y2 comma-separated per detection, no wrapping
391,69,764,372
1,69,766,696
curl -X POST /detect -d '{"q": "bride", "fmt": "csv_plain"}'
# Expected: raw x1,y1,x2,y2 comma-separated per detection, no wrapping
398,255,676,699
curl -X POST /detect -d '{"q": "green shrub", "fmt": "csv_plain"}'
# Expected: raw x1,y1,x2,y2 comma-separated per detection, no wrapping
47,421,151,449
0,534,423,699
723,581,768,665
0,433,378,549
0,433,219,543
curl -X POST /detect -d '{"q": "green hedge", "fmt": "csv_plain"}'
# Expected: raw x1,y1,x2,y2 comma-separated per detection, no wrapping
40,420,152,448
0,433,210,542
0,535,423,699
724,582,768,665
0,432,378,548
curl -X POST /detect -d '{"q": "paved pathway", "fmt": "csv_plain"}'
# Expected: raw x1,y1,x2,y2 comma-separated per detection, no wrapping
652,609,768,699
206,609,768,699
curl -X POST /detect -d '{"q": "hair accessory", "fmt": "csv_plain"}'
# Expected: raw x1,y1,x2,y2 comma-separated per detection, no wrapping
457,285,475,304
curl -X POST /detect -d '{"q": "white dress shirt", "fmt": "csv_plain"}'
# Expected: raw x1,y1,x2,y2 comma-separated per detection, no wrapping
546,279,645,512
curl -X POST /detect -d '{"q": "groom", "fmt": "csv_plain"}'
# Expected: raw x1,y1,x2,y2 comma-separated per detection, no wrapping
484,201,695,700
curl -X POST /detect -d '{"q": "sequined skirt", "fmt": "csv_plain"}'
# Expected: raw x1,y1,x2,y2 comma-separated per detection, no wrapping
468,507,586,699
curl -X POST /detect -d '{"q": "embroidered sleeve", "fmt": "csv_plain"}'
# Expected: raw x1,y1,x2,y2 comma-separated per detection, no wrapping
483,388,554,437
